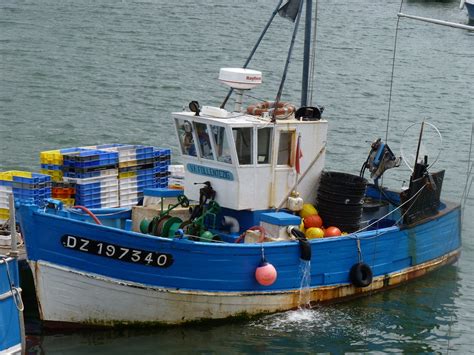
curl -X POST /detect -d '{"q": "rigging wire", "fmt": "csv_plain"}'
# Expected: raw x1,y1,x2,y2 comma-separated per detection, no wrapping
461,123,474,212
385,0,405,144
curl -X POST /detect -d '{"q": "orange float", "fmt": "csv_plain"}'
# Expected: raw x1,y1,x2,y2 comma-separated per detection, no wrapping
304,214,323,229
324,226,342,237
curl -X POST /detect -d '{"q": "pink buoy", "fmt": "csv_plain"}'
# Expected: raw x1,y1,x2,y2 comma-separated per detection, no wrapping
255,261,277,286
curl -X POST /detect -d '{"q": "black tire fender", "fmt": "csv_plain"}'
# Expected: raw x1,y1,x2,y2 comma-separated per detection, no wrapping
349,262,373,287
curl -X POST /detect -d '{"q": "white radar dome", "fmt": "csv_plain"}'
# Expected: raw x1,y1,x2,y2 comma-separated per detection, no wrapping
218,68,262,90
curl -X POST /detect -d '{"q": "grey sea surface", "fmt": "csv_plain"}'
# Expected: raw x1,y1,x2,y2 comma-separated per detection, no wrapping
1,0,473,353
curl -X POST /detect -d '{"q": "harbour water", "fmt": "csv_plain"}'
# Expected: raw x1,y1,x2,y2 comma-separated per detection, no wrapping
1,0,473,353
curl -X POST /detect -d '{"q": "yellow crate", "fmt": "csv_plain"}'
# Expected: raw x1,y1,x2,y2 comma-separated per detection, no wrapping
40,150,63,165
0,208,10,220
0,171,33,181
40,169,63,182
119,171,137,179
119,161,138,168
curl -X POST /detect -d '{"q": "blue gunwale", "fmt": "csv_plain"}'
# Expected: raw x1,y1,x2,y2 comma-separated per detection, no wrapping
17,199,461,293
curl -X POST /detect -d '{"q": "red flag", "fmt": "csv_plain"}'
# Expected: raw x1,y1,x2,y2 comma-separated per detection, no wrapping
295,134,303,174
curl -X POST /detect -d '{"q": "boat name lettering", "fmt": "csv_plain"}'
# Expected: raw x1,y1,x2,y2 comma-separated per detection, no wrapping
61,235,173,268
187,163,234,181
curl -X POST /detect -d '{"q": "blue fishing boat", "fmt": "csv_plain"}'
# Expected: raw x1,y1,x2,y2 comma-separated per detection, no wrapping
0,223,24,354
16,0,463,327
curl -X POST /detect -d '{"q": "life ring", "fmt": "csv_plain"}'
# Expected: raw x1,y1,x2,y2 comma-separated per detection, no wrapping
349,262,373,287
247,101,296,119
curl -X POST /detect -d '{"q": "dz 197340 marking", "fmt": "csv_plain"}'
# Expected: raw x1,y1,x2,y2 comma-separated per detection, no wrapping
61,235,174,268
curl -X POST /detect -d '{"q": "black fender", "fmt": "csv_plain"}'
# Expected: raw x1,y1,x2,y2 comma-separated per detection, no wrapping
349,262,373,287
298,239,312,261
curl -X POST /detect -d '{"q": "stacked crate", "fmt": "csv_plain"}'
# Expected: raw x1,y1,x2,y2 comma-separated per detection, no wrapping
40,148,89,182
114,145,170,207
157,148,171,189
62,150,119,208
39,145,171,208
0,171,52,223
51,182,76,207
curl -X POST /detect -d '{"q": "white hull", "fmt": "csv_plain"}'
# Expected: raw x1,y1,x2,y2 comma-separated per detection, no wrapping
30,260,301,326
30,250,460,326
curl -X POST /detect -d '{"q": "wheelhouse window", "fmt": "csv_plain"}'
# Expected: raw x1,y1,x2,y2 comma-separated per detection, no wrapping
257,127,273,164
232,127,253,165
210,125,232,164
277,131,294,166
194,122,214,160
175,118,197,157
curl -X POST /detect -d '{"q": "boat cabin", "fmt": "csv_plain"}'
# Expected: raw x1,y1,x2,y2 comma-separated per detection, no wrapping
173,105,327,211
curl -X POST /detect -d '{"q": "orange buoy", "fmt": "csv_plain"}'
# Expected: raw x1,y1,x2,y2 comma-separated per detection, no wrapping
324,226,342,237
304,214,323,229
255,260,277,286
305,227,324,239
300,203,318,219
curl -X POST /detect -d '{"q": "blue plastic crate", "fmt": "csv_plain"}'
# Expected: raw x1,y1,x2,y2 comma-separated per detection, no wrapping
75,189,117,199
63,156,119,168
137,171,156,179
68,150,118,159
136,167,154,176
59,147,90,154
13,187,51,198
12,181,52,190
12,173,51,184
41,164,62,171
134,146,154,155
63,150,118,164
75,183,102,194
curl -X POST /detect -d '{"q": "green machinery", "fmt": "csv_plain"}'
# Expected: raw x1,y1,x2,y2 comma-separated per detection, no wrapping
140,183,221,241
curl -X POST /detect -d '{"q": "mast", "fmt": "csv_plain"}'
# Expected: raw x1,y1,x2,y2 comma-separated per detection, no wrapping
301,0,312,107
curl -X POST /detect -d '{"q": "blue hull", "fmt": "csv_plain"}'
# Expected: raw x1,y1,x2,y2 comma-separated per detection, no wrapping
0,256,22,354
16,198,461,326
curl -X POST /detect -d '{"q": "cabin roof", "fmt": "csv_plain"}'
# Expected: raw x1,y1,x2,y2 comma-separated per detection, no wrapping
172,110,327,127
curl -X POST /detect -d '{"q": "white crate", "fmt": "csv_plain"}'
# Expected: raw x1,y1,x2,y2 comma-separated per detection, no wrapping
64,173,118,185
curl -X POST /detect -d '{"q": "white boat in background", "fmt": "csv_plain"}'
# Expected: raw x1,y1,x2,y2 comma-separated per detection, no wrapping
460,0,474,21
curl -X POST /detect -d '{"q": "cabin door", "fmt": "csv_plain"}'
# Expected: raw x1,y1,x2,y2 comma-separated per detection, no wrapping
272,129,297,207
